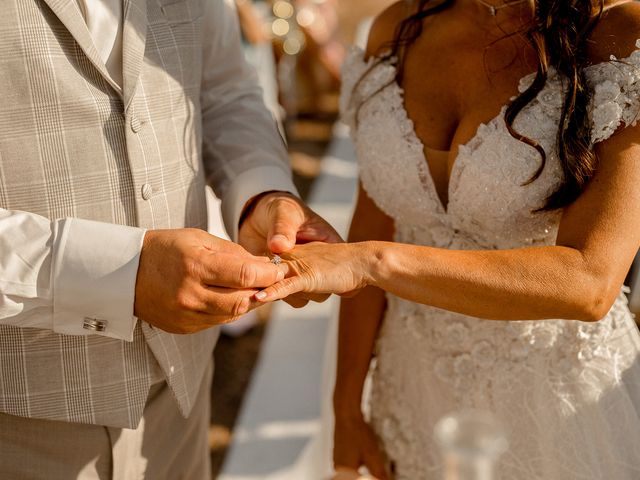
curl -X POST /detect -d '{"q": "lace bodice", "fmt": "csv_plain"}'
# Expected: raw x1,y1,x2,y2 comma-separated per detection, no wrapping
340,42,640,479
340,41,640,250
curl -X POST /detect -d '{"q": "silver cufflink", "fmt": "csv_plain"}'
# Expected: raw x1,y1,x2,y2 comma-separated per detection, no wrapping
83,317,107,332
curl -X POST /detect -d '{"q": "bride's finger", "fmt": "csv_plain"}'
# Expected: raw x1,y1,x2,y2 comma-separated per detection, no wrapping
254,276,306,302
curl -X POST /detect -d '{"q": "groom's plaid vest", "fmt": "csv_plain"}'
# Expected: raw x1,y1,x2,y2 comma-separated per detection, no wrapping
0,0,220,428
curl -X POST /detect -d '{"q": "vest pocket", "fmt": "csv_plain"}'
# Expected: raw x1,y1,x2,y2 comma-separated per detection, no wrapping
157,0,204,25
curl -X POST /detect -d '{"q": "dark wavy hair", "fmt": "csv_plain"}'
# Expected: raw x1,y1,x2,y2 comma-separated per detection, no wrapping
356,0,605,210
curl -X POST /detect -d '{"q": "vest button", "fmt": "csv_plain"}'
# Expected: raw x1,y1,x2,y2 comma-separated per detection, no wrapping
141,183,153,200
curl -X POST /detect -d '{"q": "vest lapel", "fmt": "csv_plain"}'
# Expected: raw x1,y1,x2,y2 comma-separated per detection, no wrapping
41,0,122,95
122,0,148,109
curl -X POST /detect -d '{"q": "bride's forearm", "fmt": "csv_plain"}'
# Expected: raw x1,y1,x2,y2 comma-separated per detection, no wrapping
361,241,619,321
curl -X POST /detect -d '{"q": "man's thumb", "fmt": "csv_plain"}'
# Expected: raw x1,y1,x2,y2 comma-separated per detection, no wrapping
266,195,306,253
267,215,299,253
269,232,294,253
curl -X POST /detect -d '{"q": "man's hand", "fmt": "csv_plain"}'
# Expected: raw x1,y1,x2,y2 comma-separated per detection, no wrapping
239,192,342,254
134,228,285,334
238,192,342,307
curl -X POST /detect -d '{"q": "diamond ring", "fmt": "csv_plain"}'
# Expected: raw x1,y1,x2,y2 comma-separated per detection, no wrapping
270,255,282,265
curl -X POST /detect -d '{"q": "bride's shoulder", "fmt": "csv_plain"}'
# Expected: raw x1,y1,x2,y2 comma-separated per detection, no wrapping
364,1,409,58
585,2,640,144
588,1,640,63
340,3,408,129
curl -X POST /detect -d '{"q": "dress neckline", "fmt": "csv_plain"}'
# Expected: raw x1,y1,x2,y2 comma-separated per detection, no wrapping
353,40,640,215
377,64,507,215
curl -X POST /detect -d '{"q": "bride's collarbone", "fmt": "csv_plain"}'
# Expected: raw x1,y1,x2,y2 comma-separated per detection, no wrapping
400,55,536,152
401,79,521,155
399,33,538,147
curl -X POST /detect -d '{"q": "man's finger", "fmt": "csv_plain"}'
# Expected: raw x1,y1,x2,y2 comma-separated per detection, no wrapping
283,296,310,309
303,292,331,303
283,292,329,307
197,286,262,318
255,276,306,302
297,223,343,245
199,252,285,288
267,198,305,253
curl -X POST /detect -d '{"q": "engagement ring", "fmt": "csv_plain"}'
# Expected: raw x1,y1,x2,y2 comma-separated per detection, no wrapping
270,255,282,265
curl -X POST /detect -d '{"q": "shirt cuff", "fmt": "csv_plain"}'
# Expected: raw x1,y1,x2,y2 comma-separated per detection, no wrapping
52,218,146,342
221,165,299,242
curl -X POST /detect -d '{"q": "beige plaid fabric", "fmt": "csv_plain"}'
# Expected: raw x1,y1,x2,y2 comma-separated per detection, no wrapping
0,0,288,428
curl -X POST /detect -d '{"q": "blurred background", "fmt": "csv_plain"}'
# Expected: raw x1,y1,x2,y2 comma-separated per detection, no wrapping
208,1,640,478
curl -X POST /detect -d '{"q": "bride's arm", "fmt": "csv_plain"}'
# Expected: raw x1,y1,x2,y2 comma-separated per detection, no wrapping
335,187,391,414
258,123,640,322
367,124,640,321
333,184,393,478
332,11,402,477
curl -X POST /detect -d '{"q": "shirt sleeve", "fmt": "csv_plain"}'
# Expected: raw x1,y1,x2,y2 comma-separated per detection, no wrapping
199,0,299,241
0,208,145,342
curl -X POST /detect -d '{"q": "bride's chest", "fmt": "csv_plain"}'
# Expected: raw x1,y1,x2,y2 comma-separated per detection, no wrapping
354,79,565,249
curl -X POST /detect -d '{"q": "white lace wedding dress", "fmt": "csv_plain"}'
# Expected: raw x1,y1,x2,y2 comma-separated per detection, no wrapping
339,42,640,479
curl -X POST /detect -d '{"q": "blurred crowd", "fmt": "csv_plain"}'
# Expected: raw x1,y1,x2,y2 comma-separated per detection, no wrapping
233,0,396,122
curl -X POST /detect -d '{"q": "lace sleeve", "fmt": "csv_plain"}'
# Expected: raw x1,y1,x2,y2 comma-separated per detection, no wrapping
588,39,640,144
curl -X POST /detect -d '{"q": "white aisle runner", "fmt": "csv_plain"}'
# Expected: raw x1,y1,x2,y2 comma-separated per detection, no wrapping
218,123,358,479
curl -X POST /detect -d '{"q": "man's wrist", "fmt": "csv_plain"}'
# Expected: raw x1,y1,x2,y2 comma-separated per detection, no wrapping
52,218,146,341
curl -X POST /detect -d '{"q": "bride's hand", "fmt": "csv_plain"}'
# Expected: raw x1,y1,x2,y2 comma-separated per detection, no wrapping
254,242,373,302
334,413,390,480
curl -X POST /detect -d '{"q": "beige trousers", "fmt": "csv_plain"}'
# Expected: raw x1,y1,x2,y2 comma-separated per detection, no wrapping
0,361,213,480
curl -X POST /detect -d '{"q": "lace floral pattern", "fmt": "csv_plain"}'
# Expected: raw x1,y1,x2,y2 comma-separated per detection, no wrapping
341,44,640,479
589,40,640,142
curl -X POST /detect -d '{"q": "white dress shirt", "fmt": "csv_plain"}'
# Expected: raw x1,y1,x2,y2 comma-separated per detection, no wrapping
0,0,296,342
75,0,124,86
